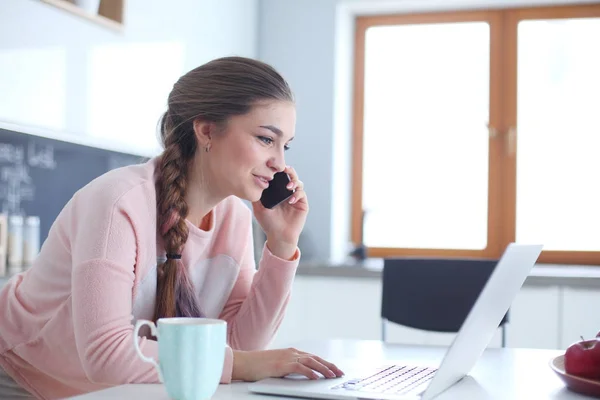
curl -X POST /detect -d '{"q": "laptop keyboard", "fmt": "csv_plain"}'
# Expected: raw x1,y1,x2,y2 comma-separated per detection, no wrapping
331,365,437,395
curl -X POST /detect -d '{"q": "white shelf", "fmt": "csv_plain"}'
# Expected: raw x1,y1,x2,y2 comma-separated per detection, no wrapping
0,120,158,158
40,0,125,32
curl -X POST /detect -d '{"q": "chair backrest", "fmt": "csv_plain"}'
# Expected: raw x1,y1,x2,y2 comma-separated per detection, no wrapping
382,258,509,333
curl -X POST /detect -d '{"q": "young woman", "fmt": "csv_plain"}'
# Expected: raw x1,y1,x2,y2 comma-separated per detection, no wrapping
0,56,343,399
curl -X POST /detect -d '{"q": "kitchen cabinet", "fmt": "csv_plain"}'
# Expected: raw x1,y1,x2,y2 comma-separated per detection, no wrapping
271,275,564,351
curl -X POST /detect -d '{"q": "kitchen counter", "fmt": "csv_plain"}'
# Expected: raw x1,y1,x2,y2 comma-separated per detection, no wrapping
2,262,600,289
297,258,600,288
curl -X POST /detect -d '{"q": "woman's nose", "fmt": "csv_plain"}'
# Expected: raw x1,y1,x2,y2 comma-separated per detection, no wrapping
267,152,286,172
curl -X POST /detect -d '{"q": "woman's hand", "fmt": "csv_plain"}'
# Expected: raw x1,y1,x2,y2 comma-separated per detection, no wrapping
232,347,344,382
252,166,308,260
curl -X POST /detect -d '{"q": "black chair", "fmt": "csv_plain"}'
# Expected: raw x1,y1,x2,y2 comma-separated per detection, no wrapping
381,258,509,347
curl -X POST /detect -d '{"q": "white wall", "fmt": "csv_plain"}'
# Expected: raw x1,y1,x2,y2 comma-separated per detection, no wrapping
258,0,338,261
258,0,600,261
0,0,257,156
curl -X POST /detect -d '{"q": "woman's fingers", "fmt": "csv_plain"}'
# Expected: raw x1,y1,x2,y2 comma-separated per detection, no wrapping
284,166,304,191
284,165,298,181
307,355,345,377
297,352,344,377
298,356,337,379
282,166,306,205
285,362,320,380
286,179,303,191
288,188,306,205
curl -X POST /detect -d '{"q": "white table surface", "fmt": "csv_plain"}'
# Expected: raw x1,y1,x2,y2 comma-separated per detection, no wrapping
67,339,590,400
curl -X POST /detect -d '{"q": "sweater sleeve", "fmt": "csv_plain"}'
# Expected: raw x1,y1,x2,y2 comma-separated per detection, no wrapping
70,195,161,385
218,220,300,364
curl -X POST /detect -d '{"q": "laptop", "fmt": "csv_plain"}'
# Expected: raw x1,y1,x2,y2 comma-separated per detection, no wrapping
248,243,543,400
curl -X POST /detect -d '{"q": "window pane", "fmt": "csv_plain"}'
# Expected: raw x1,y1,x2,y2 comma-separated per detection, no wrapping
362,22,490,249
516,18,600,251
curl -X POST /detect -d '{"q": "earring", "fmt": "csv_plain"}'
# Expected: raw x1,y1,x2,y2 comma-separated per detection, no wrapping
205,144,211,153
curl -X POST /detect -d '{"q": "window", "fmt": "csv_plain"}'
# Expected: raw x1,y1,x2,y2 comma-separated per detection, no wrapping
352,5,600,264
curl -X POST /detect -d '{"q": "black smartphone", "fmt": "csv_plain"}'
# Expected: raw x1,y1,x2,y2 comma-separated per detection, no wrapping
260,172,295,209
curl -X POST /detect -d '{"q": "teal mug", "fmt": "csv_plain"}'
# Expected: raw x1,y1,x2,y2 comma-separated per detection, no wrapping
133,318,227,400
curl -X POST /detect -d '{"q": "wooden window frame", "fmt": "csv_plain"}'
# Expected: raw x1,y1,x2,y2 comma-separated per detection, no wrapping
351,4,600,265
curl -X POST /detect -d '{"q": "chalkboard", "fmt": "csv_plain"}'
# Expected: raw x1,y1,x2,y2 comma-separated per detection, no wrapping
0,127,148,242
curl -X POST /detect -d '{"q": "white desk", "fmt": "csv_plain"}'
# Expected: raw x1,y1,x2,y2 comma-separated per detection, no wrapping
67,339,585,399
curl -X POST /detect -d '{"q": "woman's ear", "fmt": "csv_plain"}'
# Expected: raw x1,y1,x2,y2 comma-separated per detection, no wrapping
193,119,214,149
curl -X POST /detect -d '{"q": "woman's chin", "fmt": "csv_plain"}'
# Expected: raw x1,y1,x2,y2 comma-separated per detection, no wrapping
237,188,263,203
251,191,263,203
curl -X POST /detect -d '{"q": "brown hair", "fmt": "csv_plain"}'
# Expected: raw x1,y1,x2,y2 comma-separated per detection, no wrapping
153,56,294,321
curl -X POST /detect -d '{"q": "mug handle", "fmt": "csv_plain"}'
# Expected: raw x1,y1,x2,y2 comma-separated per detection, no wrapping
133,319,163,382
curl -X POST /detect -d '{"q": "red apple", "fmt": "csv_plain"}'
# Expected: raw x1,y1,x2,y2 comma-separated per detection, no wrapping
565,339,600,380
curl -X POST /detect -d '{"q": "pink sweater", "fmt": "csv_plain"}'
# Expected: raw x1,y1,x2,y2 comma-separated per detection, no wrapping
0,158,299,399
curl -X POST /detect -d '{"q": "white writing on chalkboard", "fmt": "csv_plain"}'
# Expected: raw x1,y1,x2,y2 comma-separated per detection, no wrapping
0,144,25,164
28,142,56,170
1,164,31,184
0,140,54,214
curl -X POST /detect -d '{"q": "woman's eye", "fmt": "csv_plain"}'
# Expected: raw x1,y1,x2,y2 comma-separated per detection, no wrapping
258,136,290,151
258,136,273,145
